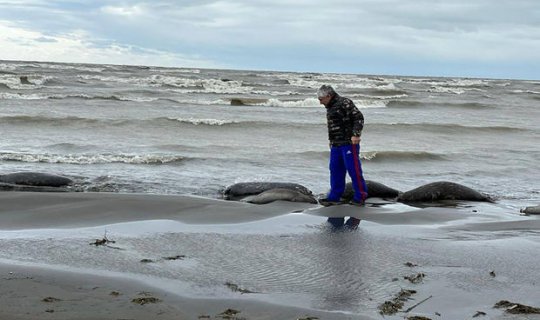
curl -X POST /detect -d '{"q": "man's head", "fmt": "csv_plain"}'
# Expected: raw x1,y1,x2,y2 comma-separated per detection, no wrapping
317,85,336,106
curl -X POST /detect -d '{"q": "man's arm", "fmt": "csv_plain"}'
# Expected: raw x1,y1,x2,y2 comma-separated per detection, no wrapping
347,99,364,144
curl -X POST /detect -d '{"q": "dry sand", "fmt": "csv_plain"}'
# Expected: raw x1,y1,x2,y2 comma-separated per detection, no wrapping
0,192,539,320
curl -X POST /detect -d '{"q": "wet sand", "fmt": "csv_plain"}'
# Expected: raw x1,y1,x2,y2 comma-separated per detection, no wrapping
1,192,539,320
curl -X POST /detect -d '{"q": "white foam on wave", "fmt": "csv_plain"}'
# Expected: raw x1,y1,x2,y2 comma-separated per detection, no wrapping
0,92,43,100
285,78,320,89
253,97,387,109
165,98,229,106
37,63,105,73
78,74,255,94
450,79,488,87
0,74,56,89
427,86,466,95
512,89,540,95
351,93,409,100
0,63,16,71
50,93,158,102
0,91,156,102
264,98,320,108
171,117,237,126
0,152,184,164
353,99,388,108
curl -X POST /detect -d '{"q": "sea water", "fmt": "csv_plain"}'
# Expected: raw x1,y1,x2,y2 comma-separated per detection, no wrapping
1,60,538,210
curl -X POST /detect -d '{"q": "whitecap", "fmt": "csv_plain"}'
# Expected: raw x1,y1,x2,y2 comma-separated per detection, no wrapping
171,117,237,126
0,152,185,165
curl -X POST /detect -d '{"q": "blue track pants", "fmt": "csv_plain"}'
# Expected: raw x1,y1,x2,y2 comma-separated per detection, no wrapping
327,143,368,203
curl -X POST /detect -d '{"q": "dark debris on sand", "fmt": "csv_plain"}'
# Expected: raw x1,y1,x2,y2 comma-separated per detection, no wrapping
225,282,257,294
378,289,417,315
406,316,432,320
217,308,245,320
494,300,540,314
405,262,419,267
140,255,186,263
163,255,186,260
131,292,161,305
89,234,123,250
42,297,62,303
404,273,426,284
473,311,487,317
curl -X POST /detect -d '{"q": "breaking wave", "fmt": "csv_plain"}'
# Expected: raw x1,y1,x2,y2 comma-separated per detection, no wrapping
48,94,157,102
283,150,447,163
0,115,100,125
386,100,493,109
228,97,386,108
361,150,448,162
0,115,318,130
167,117,240,126
0,92,156,102
0,74,56,89
368,123,527,134
78,74,254,94
0,152,186,165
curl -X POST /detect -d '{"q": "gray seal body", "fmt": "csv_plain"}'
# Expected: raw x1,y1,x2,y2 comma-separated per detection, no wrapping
0,172,73,187
223,182,312,200
398,181,491,203
243,188,318,205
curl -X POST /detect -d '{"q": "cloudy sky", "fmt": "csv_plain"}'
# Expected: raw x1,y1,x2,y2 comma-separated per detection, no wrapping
0,0,538,79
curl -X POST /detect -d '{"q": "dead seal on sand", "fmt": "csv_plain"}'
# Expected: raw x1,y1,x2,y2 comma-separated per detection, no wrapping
243,188,318,204
520,205,540,215
0,172,73,187
0,182,69,192
397,181,492,203
223,182,312,200
336,180,401,201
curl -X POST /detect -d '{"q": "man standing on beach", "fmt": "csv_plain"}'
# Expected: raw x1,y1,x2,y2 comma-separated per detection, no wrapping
317,85,368,229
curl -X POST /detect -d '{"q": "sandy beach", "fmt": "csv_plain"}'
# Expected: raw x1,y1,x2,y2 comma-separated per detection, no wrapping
0,192,539,320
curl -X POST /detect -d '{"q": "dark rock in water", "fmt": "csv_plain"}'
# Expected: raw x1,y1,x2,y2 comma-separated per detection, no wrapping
339,180,401,201
229,98,267,106
20,76,32,85
223,182,312,200
272,79,290,85
520,205,540,215
243,188,317,204
0,172,73,187
397,181,491,203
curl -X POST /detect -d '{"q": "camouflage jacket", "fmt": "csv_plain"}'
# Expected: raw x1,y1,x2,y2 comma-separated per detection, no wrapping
325,94,364,146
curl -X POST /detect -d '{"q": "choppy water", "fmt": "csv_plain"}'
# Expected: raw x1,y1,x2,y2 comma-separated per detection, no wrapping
1,60,539,209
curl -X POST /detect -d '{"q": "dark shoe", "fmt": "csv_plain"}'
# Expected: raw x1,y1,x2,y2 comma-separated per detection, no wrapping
319,198,341,207
345,217,361,229
327,217,345,228
349,199,365,206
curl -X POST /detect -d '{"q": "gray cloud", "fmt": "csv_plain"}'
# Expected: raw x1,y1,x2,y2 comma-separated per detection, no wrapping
0,0,538,78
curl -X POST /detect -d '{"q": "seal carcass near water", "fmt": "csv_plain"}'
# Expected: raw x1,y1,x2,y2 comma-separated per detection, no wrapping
397,181,491,203
223,182,313,200
0,172,73,187
520,205,540,215
338,180,401,201
243,188,318,204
